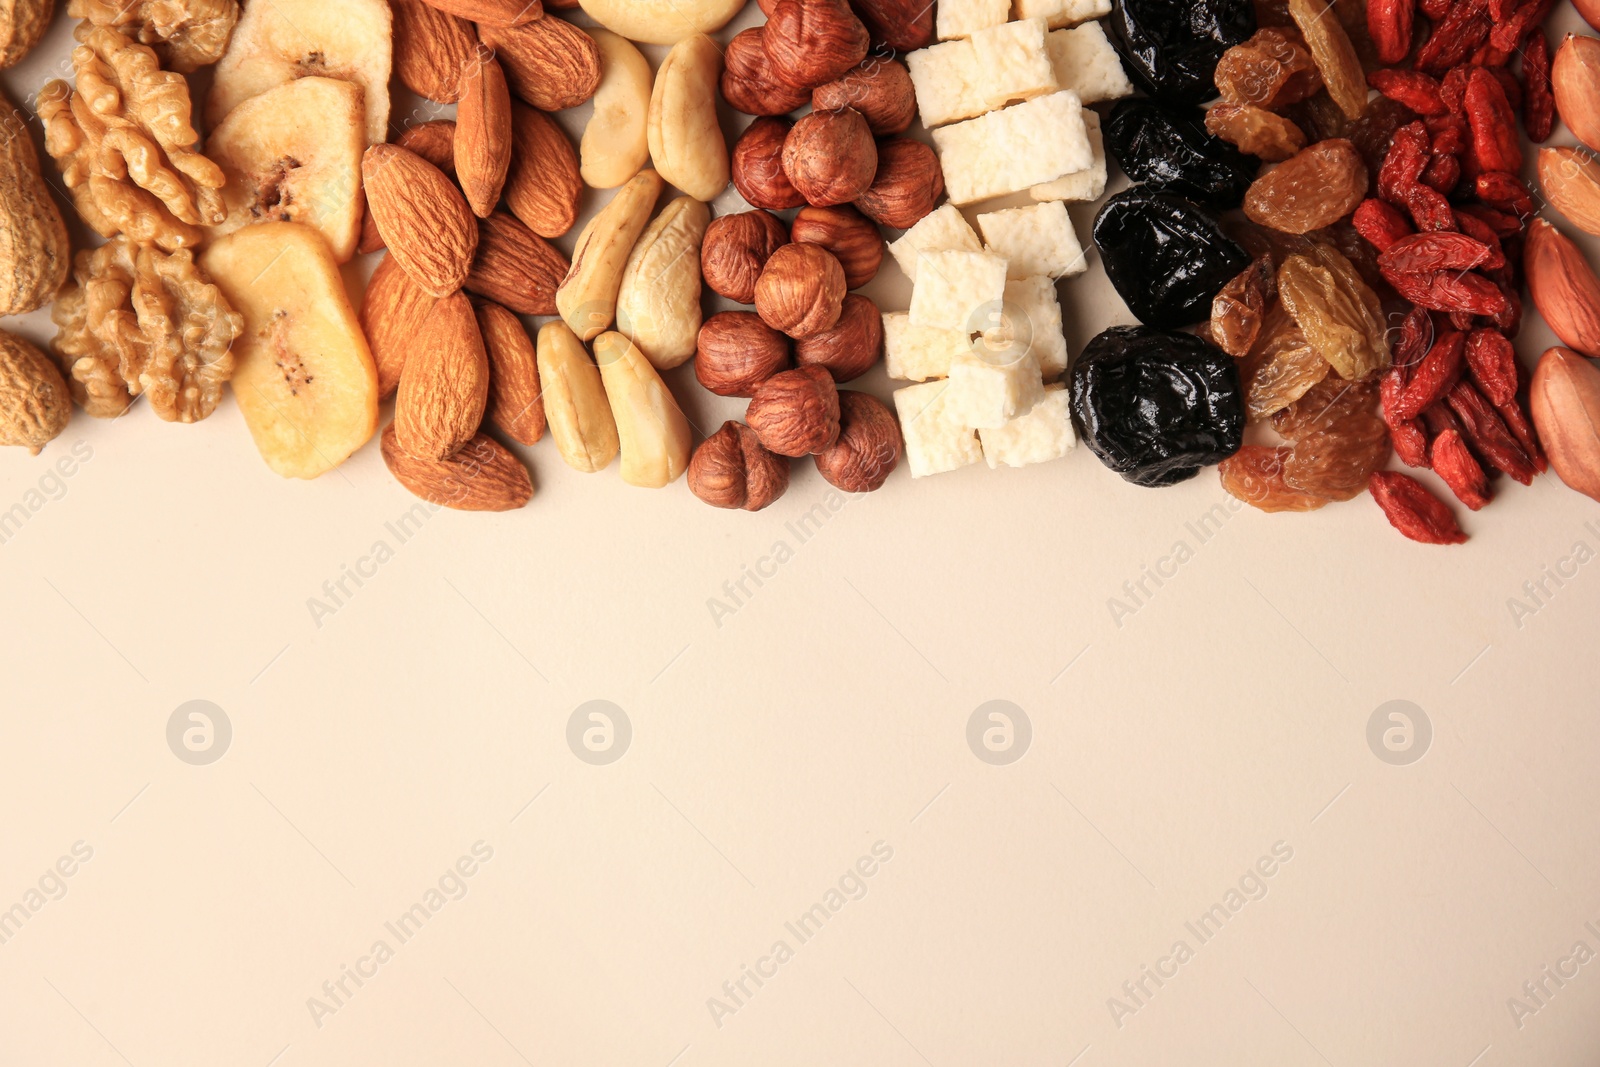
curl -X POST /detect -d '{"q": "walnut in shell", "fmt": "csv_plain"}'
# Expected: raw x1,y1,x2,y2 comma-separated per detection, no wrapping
67,0,241,73
38,24,226,251
52,236,243,423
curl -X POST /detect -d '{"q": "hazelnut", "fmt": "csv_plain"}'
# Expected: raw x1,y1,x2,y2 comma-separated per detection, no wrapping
852,0,935,53
696,312,793,396
763,0,871,90
795,293,883,382
721,28,812,117
854,136,945,229
782,108,878,207
702,210,790,304
790,204,884,289
747,364,841,457
732,117,806,210
815,391,901,492
754,243,847,339
689,421,792,511
812,59,917,136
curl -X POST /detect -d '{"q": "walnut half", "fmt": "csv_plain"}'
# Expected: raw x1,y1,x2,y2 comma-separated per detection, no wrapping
52,236,243,424
67,0,241,73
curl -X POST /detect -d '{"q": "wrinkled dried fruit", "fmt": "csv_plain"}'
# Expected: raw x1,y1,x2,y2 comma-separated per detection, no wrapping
1276,245,1390,379
1204,103,1307,161
1391,329,1465,420
1288,0,1366,118
1448,378,1539,484
1211,258,1275,357
1352,198,1413,251
1465,328,1518,407
1369,470,1469,544
1464,67,1522,175
1109,0,1259,106
1524,31,1554,143
1368,68,1446,115
1214,27,1322,108
1385,269,1510,317
1094,189,1252,329
1243,138,1368,234
1241,308,1332,419
1281,391,1390,500
1431,427,1490,509
1220,444,1330,510
1378,232,1493,274
1366,0,1413,65
1106,100,1258,207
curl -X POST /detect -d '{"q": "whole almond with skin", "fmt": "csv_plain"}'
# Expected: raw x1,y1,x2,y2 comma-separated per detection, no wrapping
1532,347,1600,502
396,292,491,461
362,254,440,398
392,0,479,103
364,145,479,297
505,102,582,239
476,300,547,444
1526,218,1600,359
457,51,514,217
1539,147,1600,236
359,122,459,254
1554,35,1600,154
382,424,533,511
422,0,541,27
479,16,602,111
466,212,570,315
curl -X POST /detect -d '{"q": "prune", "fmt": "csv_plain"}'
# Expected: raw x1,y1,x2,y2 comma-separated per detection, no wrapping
1070,325,1246,487
1108,0,1257,107
1105,100,1258,208
1205,103,1307,162
1242,138,1368,234
1093,189,1251,329
1214,28,1322,109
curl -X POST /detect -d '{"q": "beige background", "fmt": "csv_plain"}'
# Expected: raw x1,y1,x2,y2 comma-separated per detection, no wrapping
4,3,1600,1065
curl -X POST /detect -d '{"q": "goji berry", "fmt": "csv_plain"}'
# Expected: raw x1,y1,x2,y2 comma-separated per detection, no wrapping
1441,66,1473,113
1428,114,1469,155
1464,68,1523,173
1488,0,1551,53
1378,122,1432,204
1489,67,1522,109
1449,310,1479,331
1465,328,1518,405
1369,0,1418,65
1495,394,1547,471
1393,305,1435,367
1488,0,1520,20
1394,329,1467,419
1389,268,1510,315
1402,182,1460,231
1446,379,1538,483
1422,398,1468,439
1423,153,1461,194
1353,198,1415,251
1421,0,1452,19
1452,210,1507,268
1380,365,1433,467
1379,232,1495,273
1456,202,1522,237
1474,170,1535,218
1470,39,1513,68
1523,31,1554,142
1369,69,1448,114
1416,1,1492,74
1431,428,1492,509
1369,471,1470,544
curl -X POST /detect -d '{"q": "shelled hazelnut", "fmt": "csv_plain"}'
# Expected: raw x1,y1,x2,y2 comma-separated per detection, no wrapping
702,210,790,304
732,118,806,210
763,0,871,89
747,365,842,457
754,243,847,339
854,137,944,229
851,0,935,53
689,421,791,511
696,312,793,396
812,60,917,136
815,391,901,492
794,294,883,382
790,204,884,289
782,108,878,207
722,28,812,116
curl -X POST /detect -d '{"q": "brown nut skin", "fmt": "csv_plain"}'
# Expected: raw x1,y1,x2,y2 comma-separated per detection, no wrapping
702,210,790,304
763,0,871,90
812,59,916,136
721,28,813,116
794,293,883,382
815,390,901,491
790,204,884,289
854,137,945,229
688,421,792,511
732,117,806,210
851,0,935,53
696,311,794,396
747,364,842,456
754,243,848,339
782,108,878,207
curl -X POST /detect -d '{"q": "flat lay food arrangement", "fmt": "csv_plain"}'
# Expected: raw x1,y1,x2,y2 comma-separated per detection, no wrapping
0,0,1597,542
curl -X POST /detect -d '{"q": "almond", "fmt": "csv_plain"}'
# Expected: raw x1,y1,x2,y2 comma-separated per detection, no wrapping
1554,34,1600,154
392,0,479,103
382,424,533,511
423,0,542,28
1531,346,1600,503
362,253,441,397
456,52,514,217
363,144,479,297
475,299,547,444
465,211,569,315
1526,218,1600,359
359,123,458,255
478,16,601,111
1539,147,1600,236
505,102,582,239
395,291,490,460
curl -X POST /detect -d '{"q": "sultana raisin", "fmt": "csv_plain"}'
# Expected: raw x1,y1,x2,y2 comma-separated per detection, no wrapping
1288,0,1368,118
1214,27,1324,108
1273,374,1381,439
1243,139,1368,234
1272,375,1390,499
1204,102,1308,161
1211,258,1275,357
1277,245,1391,379
1220,444,1332,511
1241,306,1333,419
1369,470,1469,544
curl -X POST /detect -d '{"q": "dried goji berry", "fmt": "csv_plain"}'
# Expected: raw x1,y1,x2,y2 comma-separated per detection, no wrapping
1378,121,1432,204
1523,31,1554,142
1452,210,1507,268
1488,67,1522,110
1393,329,1466,419
1388,269,1510,315
1379,231,1494,273
1464,328,1518,405
1495,394,1547,471
1416,0,1492,74
1464,68,1523,173
1488,0,1520,21
1456,202,1522,238
1381,365,1433,467
1422,153,1461,194
1393,305,1434,367
1369,470,1470,544
1431,428,1492,508
1470,39,1513,68
1420,0,1452,17
1488,0,1551,52
1446,379,1538,483
1440,65,1473,113
1368,0,1417,65
1474,170,1535,219
1402,182,1460,231
1369,69,1448,114
1353,198,1414,251
1421,397,1467,439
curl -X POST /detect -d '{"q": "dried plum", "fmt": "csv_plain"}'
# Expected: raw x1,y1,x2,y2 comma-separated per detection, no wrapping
1104,100,1258,208
1109,0,1258,106
1070,325,1246,487
1092,189,1251,329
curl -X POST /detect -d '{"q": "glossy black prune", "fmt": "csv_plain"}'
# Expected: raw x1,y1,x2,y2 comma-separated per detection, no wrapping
1104,100,1258,208
1092,189,1251,329
1070,326,1246,487
1108,0,1257,107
